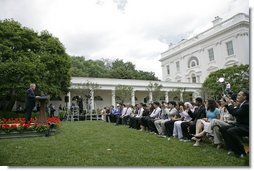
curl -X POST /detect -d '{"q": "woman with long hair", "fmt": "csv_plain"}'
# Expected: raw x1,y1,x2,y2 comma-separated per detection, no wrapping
192,99,220,146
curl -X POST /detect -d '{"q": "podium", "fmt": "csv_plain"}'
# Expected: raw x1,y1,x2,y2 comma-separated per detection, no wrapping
36,96,49,124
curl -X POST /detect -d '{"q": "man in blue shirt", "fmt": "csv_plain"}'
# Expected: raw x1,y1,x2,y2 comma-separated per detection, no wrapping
109,104,122,123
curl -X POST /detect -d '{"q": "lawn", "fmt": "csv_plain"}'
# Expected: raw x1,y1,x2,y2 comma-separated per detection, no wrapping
0,121,249,166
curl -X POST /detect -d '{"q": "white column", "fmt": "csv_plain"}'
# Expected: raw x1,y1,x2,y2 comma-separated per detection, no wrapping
192,91,199,102
180,91,183,101
67,92,71,110
165,91,169,103
149,91,153,103
131,90,135,106
111,89,116,107
90,89,94,111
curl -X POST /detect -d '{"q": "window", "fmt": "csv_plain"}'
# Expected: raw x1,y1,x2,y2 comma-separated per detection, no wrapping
166,65,170,75
226,41,234,56
188,56,199,68
176,61,180,72
208,48,214,61
191,61,196,67
191,74,196,83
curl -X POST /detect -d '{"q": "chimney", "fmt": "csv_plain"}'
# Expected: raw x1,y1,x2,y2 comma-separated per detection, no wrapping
212,16,222,26
168,43,173,48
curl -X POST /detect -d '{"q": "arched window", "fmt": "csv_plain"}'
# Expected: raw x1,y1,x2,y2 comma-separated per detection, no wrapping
94,96,103,101
188,56,199,68
191,61,196,67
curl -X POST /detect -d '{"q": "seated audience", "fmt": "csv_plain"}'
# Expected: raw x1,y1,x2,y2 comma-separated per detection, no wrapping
140,102,161,132
181,97,206,140
164,101,181,137
110,104,122,123
173,102,192,141
115,103,126,125
192,99,220,146
206,98,236,149
122,104,133,125
154,102,170,136
220,90,249,158
129,103,145,129
101,107,107,121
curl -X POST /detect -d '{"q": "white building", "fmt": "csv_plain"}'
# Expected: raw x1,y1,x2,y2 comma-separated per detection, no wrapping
64,77,202,112
160,13,249,83
38,13,249,115
43,77,201,116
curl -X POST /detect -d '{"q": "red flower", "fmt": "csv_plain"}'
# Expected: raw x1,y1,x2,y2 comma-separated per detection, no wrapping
11,124,17,128
0,116,61,132
14,118,19,123
24,124,30,127
3,124,10,128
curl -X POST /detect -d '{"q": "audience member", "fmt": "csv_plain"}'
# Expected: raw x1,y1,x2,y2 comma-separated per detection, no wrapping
140,102,161,132
206,98,236,149
129,103,145,129
164,101,179,137
154,102,170,136
115,103,127,125
173,102,192,141
111,104,122,123
122,104,133,125
220,90,249,158
192,99,220,146
101,107,107,121
181,97,206,140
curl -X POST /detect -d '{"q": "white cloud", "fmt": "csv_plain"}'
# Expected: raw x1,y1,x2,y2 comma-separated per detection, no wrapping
0,0,249,79
113,0,128,11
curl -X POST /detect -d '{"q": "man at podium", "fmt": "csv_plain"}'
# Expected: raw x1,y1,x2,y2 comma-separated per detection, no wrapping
25,83,40,123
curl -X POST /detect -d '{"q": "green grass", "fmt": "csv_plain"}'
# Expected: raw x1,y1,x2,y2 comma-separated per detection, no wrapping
0,121,249,166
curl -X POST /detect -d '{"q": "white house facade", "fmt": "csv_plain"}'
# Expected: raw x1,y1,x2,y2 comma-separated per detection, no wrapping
64,77,202,112
22,13,249,115
160,13,249,83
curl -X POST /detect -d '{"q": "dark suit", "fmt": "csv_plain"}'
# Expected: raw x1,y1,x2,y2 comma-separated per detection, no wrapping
25,88,36,122
220,101,249,156
181,105,206,139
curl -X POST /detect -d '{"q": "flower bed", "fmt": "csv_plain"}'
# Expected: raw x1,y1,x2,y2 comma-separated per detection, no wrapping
0,117,61,139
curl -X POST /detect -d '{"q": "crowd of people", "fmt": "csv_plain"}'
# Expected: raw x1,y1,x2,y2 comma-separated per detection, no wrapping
100,89,249,159
24,83,249,158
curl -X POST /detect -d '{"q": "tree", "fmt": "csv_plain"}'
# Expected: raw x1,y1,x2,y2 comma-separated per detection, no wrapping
70,57,159,80
168,87,192,102
0,19,71,111
202,64,249,99
110,59,135,79
147,82,163,102
169,88,181,101
70,56,111,78
115,85,133,103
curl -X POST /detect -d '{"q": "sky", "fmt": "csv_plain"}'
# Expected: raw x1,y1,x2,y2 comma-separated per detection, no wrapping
0,0,250,80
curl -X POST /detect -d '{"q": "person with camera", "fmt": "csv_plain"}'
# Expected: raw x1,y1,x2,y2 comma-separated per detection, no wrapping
220,90,249,158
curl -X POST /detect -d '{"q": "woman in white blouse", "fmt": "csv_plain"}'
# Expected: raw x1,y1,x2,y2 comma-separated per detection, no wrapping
173,102,193,141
